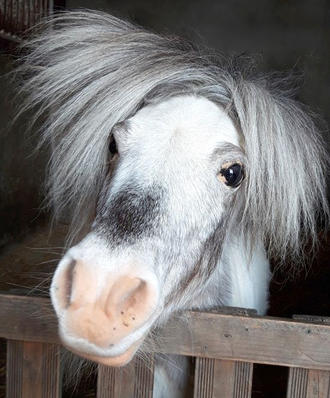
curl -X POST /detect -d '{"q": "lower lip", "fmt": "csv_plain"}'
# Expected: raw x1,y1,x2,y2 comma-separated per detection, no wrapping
64,338,143,367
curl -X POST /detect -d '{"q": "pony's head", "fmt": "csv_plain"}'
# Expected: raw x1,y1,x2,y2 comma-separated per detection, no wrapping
18,11,328,366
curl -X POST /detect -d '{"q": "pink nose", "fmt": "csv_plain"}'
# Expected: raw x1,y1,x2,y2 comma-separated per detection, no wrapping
52,260,157,348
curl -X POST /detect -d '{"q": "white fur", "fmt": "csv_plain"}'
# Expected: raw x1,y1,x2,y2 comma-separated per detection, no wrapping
51,96,246,354
221,233,270,315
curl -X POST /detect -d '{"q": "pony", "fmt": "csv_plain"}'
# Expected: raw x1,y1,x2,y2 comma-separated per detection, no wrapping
16,10,328,396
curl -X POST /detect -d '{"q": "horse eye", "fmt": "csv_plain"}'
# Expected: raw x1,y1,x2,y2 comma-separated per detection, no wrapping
109,136,118,155
219,163,244,188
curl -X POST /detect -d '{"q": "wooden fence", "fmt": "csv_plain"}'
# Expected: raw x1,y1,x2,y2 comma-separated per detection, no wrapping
0,0,54,42
1,293,330,397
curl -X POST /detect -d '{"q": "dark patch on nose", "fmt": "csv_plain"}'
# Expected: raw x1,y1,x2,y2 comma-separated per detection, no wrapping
96,185,163,244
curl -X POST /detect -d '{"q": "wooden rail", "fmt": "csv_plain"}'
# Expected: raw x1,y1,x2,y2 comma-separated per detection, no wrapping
0,0,54,37
1,293,330,397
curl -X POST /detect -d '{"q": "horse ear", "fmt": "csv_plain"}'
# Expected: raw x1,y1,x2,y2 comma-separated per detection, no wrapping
231,78,329,263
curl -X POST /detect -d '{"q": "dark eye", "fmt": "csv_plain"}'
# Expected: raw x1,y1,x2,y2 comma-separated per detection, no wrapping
219,163,244,188
109,136,118,155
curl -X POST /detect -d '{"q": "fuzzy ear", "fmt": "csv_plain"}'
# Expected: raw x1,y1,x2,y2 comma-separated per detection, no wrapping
231,78,329,262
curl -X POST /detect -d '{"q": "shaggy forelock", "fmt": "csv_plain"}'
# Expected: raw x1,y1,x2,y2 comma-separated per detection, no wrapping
16,10,328,263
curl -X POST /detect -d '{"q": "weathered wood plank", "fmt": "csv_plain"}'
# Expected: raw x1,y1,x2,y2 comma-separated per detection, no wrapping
96,365,116,398
134,354,154,398
306,369,330,398
6,340,23,398
6,340,61,398
194,357,215,398
232,362,253,398
287,364,330,398
194,358,253,398
287,367,308,398
287,315,330,398
155,311,330,370
0,294,58,344
193,308,254,398
97,361,135,398
2,294,330,370
97,354,154,398
40,342,62,398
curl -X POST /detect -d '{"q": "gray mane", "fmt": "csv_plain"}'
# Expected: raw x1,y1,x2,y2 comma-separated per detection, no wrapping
16,10,328,262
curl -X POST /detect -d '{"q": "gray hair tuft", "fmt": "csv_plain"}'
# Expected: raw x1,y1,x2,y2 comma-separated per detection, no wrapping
16,10,328,262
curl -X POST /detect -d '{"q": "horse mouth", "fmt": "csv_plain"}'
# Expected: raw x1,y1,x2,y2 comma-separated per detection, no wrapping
64,338,143,367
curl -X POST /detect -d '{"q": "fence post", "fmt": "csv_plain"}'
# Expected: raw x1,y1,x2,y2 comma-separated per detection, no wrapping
97,353,154,398
6,340,61,398
193,307,255,398
194,358,253,398
287,315,330,398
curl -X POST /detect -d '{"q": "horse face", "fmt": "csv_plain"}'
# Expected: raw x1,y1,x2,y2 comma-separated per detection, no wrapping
50,95,244,366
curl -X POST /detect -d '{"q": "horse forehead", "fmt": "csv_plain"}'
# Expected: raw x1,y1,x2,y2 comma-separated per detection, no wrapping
130,96,240,150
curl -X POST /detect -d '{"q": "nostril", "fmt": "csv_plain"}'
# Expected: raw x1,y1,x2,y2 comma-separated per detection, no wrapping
105,277,154,330
52,265,159,348
55,259,76,310
119,279,145,308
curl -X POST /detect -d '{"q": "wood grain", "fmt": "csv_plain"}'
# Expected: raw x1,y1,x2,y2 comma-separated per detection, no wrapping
305,369,330,398
97,361,135,398
6,340,23,398
194,357,215,397
97,354,154,398
193,308,254,398
0,294,58,344
287,367,308,398
154,311,330,370
1,294,330,370
194,358,253,398
287,315,330,398
134,354,154,398
6,340,61,398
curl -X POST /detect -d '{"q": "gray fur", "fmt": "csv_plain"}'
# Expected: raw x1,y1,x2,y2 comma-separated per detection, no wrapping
16,9,328,263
